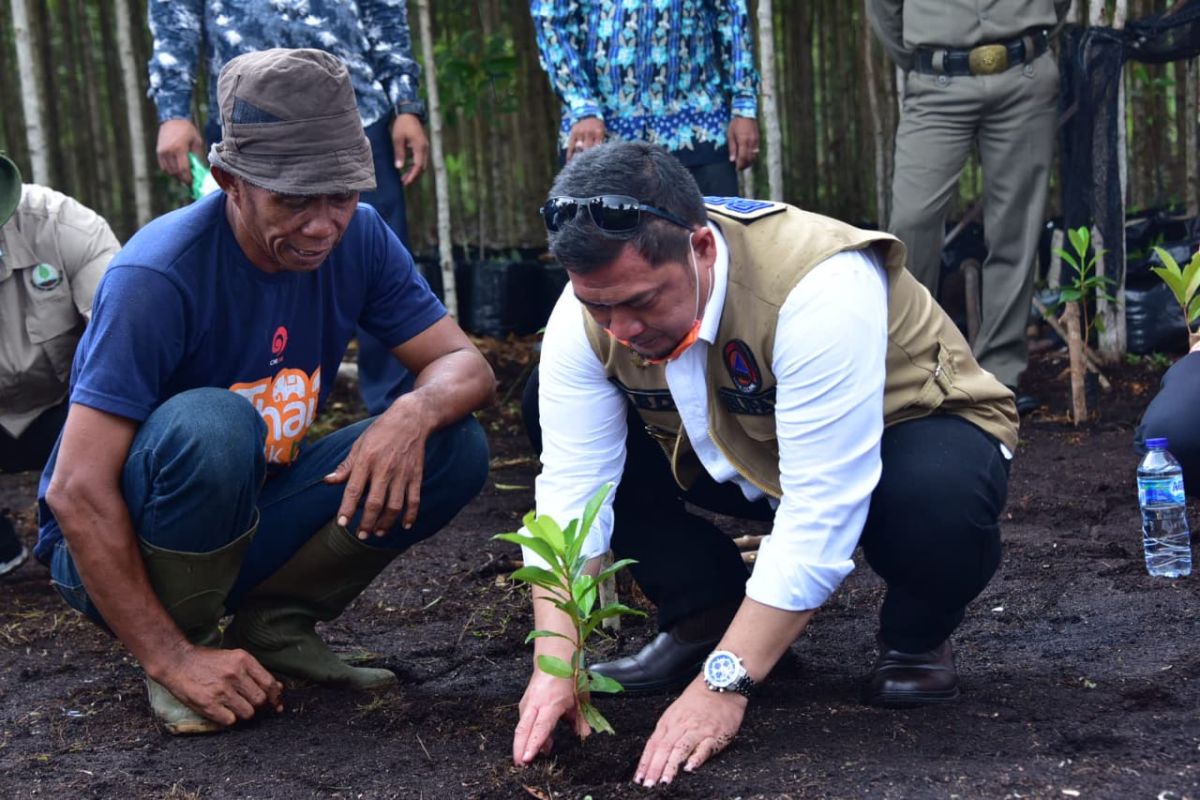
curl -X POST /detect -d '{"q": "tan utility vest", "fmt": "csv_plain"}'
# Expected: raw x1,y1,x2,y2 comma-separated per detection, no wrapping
582,199,1019,497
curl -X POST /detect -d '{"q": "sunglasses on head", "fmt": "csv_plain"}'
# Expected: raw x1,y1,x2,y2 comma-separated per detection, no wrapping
540,194,693,234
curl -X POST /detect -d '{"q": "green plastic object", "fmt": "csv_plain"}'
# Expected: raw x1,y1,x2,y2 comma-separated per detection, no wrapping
188,152,219,200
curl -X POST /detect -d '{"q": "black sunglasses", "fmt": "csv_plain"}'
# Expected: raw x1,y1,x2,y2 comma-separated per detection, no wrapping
540,194,693,234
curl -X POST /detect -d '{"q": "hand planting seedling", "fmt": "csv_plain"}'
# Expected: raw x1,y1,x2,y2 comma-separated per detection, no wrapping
495,483,644,735
1149,245,1200,351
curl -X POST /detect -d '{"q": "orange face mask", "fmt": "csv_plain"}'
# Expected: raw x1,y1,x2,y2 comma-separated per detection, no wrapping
605,236,709,365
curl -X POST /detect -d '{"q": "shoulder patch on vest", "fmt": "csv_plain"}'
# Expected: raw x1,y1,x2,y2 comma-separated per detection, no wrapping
719,387,776,416
609,378,677,412
723,340,763,394
704,197,786,224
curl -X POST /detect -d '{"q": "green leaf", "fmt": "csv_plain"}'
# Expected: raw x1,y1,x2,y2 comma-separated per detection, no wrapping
573,575,597,618
493,532,559,569
536,655,573,679
1153,245,1181,274
580,701,615,735
509,566,565,592
1054,247,1081,273
567,483,613,567
1181,251,1200,308
595,558,639,584
1068,226,1089,260
526,514,566,553
561,519,579,554
1060,288,1082,302
587,671,624,694
1188,295,1200,324
525,630,572,644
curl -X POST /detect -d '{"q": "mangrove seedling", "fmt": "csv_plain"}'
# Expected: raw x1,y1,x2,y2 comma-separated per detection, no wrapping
494,483,644,735
1150,245,1200,351
1053,226,1116,424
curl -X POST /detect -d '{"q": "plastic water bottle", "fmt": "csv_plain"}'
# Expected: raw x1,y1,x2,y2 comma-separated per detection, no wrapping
1137,437,1192,578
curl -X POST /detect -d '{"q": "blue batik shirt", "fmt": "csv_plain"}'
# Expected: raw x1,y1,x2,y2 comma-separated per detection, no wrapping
530,0,759,161
148,0,424,128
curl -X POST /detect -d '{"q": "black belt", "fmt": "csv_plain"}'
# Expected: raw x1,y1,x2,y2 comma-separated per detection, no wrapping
915,30,1049,76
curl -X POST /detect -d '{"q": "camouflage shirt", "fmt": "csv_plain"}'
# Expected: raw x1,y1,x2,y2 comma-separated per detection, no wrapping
148,0,424,128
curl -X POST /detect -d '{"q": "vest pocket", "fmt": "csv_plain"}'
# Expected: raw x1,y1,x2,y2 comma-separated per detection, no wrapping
911,337,957,411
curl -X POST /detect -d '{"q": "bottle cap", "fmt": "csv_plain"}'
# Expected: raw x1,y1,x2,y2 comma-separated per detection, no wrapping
1146,437,1169,449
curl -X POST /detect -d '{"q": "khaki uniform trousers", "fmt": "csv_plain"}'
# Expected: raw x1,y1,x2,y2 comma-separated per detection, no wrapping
890,49,1058,390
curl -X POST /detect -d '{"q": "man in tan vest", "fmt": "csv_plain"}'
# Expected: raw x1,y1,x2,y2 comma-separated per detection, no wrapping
867,0,1068,413
511,141,1018,784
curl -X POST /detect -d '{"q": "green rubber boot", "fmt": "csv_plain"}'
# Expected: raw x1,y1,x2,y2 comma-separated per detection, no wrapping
140,518,256,735
223,520,399,690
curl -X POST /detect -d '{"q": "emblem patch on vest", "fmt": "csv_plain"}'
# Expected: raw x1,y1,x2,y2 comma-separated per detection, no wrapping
723,340,762,394
610,378,677,412
703,197,785,223
31,263,62,291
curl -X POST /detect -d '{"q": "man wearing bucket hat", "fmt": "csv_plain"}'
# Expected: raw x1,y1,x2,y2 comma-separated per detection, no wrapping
149,0,430,418
0,153,121,578
38,49,494,735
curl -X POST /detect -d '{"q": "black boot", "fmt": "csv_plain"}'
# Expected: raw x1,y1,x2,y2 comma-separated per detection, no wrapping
862,636,960,708
590,599,739,694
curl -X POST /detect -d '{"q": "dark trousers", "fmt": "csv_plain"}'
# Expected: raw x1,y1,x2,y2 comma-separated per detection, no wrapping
206,116,412,416
523,367,1009,653
49,388,489,625
1136,351,1200,498
0,400,68,473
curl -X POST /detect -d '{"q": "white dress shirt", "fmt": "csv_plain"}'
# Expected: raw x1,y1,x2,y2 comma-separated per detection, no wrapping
529,223,889,612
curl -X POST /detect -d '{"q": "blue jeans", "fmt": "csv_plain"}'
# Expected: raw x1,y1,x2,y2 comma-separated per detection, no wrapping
204,116,413,417
51,388,489,624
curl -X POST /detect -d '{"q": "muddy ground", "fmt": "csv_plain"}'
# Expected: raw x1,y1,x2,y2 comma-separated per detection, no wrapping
1,338,1198,800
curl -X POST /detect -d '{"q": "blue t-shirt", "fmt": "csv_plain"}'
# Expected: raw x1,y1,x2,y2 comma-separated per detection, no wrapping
34,191,445,562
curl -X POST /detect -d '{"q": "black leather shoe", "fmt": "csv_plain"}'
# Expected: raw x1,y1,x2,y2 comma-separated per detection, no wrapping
862,637,960,708
590,629,719,694
1006,385,1039,416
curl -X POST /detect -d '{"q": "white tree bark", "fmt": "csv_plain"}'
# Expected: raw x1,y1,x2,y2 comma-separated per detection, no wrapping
755,0,783,201
416,0,458,320
113,0,152,226
10,0,48,184
862,3,888,227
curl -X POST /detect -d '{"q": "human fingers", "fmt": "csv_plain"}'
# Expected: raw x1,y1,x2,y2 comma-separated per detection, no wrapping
242,656,285,711
684,734,729,773
659,733,701,785
513,703,560,766
403,136,429,186
334,460,371,538
635,722,672,786
395,456,424,531
356,463,390,540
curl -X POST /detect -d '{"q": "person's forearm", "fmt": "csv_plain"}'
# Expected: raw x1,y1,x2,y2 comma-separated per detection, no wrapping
48,483,191,678
389,350,495,432
715,598,814,683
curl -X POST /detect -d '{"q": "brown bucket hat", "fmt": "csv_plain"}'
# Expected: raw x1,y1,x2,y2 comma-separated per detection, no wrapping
0,153,22,228
208,48,376,196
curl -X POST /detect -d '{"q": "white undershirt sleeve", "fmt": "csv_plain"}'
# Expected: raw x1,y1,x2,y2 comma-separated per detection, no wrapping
524,286,628,568
744,249,889,611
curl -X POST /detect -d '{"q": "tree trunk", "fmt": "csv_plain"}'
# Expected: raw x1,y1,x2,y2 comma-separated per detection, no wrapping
416,0,459,320
1187,57,1198,218
862,2,887,227
1091,0,1126,359
755,0,783,200
10,0,49,184
114,0,152,226
1061,301,1088,425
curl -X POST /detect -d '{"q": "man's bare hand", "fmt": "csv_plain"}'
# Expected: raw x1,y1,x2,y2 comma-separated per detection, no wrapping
150,644,283,726
566,117,606,161
391,113,429,186
512,669,591,766
635,676,746,786
156,119,205,185
325,397,433,537
727,117,761,171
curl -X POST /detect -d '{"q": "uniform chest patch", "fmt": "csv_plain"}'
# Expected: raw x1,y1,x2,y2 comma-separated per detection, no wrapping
31,263,62,290
703,197,786,223
723,340,762,394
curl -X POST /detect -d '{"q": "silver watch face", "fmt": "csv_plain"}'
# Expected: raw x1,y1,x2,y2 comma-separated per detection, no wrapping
705,651,741,688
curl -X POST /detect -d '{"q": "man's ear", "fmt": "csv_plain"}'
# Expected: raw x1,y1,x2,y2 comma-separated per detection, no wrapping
692,225,717,269
211,166,239,199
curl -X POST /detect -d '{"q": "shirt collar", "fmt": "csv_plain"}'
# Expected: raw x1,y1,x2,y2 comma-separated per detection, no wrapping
0,215,39,282
698,221,728,345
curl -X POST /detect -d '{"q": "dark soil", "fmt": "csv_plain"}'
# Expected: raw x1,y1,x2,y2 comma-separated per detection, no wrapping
2,337,1198,800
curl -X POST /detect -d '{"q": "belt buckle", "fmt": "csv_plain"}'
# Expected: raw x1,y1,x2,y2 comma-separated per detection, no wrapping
967,44,1008,75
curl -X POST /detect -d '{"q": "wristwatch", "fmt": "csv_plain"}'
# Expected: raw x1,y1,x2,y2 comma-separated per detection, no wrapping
703,649,756,698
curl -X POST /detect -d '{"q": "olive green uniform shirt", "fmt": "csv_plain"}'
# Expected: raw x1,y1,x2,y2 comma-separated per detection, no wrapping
866,0,1068,70
0,185,120,438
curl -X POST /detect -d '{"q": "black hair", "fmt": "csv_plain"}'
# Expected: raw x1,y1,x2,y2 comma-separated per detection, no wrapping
546,141,707,273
